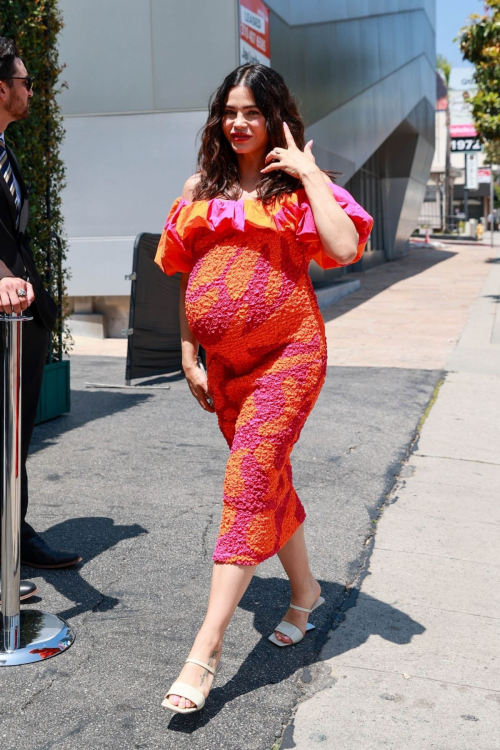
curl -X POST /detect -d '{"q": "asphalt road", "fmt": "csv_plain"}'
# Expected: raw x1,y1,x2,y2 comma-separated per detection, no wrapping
0,356,440,750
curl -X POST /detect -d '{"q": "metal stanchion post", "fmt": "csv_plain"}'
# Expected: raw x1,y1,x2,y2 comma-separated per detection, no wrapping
491,163,495,248
0,312,74,666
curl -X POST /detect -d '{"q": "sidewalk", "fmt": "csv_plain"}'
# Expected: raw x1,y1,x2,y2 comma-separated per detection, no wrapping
290,243,500,747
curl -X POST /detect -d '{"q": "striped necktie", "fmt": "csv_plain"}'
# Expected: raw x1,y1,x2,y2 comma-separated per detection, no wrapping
0,141,21,228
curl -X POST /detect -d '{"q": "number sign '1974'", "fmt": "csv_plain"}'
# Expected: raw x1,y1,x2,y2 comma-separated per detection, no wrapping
451,137,482,153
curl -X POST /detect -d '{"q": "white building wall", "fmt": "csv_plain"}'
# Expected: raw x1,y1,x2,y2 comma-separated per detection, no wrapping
58,0,239,301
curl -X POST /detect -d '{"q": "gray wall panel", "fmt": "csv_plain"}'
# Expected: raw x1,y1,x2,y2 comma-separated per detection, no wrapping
305,56,434,183
265,0,435,29
58,0,238,116
150,0,238,111
58,0,154,115
269,9,434,126
61,110,206,238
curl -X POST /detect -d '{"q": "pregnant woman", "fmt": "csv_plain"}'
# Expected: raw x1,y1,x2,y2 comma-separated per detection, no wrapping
155,63,373,714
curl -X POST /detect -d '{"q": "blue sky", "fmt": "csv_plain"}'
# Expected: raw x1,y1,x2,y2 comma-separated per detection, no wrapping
436,0,484,67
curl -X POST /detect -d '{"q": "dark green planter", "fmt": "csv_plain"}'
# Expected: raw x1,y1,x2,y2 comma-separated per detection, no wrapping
35,360,71,425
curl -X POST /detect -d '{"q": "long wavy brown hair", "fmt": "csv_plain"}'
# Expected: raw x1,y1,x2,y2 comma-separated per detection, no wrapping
193,64,307,205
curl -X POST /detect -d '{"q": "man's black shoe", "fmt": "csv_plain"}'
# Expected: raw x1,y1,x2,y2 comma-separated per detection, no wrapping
0,580,38,604
21,535,82,569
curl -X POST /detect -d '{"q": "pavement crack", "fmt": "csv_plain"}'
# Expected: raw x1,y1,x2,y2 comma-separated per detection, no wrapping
20,675,58,713
414,452,500,467
337,664,500,693
376,545,498,566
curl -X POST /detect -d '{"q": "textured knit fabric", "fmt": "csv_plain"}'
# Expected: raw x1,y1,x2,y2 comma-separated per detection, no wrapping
155,183,373,565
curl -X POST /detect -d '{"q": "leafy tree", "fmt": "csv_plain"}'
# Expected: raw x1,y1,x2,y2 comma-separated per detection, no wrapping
458,0,500,142
0,0,70,358
483,139,500,164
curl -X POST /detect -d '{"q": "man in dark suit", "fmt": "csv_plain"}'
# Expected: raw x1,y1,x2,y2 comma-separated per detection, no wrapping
0,37,80,577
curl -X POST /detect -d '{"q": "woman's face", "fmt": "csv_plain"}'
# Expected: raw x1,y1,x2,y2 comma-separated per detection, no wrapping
222,86,268,156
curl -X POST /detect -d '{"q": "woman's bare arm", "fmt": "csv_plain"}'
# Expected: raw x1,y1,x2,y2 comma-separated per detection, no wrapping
261,123,358,265
178,175,215,413
300,169,358,264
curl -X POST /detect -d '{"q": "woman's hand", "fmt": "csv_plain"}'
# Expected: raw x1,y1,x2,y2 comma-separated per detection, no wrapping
261,123,358,265
184,363,216,413
261,122,318,180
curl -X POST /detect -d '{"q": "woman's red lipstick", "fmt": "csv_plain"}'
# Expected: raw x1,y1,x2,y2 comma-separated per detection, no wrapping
231,133,252,141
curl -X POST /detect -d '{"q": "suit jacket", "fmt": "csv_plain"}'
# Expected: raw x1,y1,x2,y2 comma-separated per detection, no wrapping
0,143,57,331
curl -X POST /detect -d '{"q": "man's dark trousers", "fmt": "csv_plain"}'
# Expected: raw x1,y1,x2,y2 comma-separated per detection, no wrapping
0,308,49,544
21,310,50,542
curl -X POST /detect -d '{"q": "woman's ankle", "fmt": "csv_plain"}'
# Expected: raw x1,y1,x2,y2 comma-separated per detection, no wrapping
192,626,224,654
290,575,321,602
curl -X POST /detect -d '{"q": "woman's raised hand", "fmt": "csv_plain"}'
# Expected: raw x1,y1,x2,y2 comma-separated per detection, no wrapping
261,122,317,180
184,363,216,413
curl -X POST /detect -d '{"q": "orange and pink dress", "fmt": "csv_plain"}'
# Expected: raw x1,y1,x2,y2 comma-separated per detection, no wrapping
155,183,373,565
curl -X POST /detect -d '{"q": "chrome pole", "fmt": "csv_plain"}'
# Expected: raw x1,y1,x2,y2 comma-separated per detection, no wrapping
1,313,24,651
0,312,75,666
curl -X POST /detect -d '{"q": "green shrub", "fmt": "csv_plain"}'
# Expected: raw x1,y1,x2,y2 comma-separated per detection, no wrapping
0,0,70,358
458,0,500,143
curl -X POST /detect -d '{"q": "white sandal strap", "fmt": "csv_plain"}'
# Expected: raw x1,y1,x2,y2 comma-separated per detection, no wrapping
274,620,304,644
165,681,205,710
289,596,325,614
185,658,216,676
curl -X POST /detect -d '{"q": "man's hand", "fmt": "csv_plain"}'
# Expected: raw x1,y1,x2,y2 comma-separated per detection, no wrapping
0,277,34,314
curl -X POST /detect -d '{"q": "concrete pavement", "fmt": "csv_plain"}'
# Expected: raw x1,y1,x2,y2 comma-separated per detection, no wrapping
0,240,495,749
290,242,500,749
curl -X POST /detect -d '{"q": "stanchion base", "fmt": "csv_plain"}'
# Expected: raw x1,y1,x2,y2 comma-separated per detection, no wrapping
0,610,74,666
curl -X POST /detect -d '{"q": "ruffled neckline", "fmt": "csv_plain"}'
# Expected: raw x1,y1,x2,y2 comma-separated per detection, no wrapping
164,188,327,245
155,182,374,275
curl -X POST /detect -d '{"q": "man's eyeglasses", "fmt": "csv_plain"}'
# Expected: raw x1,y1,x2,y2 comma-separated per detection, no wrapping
2,76,35,92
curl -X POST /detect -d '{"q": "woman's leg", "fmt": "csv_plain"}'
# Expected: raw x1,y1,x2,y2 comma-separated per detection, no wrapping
274,523,321,644
168,562,255,709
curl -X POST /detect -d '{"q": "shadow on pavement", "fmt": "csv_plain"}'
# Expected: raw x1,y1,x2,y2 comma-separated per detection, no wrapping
166,576,425,733
30,389,153,454
323,246,457,324
21,516,147,620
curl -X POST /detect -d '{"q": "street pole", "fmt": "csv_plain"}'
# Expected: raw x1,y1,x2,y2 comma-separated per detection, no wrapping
464,153,469,223
491,163,495,247
0,313,75,666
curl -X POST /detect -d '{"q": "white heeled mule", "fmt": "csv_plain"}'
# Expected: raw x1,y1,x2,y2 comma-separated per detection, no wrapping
268,595,325,647
162,657,222,714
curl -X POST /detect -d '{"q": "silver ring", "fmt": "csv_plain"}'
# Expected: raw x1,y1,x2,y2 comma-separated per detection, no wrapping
17,289,27,298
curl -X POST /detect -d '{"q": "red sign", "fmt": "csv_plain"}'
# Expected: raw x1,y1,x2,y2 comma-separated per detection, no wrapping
239,0,270,66
450,124,477,138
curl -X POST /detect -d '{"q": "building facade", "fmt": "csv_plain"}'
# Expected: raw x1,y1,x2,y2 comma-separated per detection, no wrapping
418,66,493,235
58,0,436,336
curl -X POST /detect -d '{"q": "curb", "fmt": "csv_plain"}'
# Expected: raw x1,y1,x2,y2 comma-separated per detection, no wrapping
314,280,361,310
